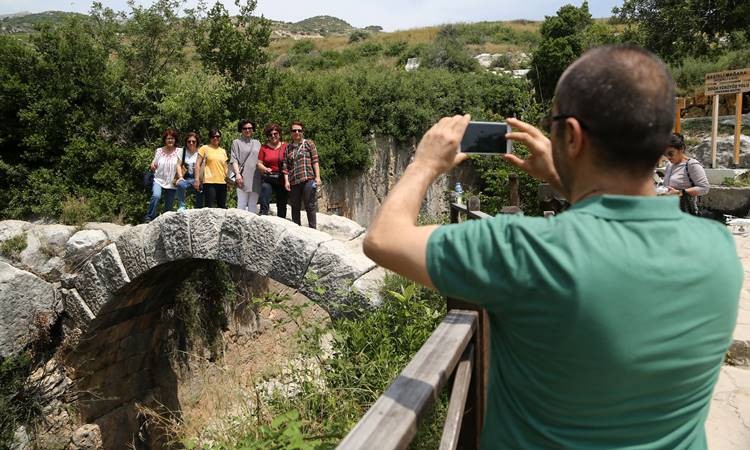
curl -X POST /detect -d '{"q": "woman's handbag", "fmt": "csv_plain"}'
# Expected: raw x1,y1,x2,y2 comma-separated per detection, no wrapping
143,171,154,190
262,172,282,184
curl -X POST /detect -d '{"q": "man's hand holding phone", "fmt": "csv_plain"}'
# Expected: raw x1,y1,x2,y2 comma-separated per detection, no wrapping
503,117,562,190
413,114,470,177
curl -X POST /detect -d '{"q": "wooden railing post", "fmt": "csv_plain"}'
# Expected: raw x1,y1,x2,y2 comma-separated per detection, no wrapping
448,203,489,450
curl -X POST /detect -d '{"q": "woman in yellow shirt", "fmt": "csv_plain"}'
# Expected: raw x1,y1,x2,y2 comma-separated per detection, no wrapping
194,128,229,208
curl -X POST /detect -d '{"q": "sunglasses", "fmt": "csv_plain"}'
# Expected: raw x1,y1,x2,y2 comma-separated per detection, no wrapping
291,129,303,133
242,126,254,131
539,113,589,134
187,140,197,144
210,135,221,139
267,131,280,136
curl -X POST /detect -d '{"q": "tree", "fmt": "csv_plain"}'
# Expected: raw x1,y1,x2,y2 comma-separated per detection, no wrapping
527,2,595,102
191,0,271,116
612,0,750,61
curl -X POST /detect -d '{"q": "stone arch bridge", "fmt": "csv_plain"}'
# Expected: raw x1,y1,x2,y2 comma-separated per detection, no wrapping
0,209,385,448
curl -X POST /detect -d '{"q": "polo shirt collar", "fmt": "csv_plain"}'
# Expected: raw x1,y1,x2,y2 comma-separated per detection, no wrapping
570,194,683,220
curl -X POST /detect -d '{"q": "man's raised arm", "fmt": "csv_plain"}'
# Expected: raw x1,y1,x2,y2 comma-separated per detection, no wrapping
362,115,470,289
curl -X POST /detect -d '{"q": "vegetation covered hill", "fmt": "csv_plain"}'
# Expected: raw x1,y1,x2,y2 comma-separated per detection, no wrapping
0,11,87,33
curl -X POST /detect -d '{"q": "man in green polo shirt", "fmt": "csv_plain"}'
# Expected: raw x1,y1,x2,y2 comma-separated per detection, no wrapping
363,45,741,449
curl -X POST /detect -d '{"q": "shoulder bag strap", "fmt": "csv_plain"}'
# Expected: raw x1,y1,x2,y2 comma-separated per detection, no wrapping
684,160,695,187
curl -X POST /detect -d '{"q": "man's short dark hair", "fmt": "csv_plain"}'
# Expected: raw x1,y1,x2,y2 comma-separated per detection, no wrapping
554,45,675,174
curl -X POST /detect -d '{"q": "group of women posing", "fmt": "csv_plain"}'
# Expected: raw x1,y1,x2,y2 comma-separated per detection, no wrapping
145,119,322,228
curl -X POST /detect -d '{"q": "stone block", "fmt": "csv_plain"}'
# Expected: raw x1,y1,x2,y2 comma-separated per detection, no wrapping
114,225,149,281
156,211,192,261
242,213,289,276
74,262,109,316
315,214,366,241
187,208,226,260
301,240,377,313
217,209,256,266
259,216,331,288
61,289,95,329
352,266,388,307
142,218,168,270
0,261,57,357
89,244,130,295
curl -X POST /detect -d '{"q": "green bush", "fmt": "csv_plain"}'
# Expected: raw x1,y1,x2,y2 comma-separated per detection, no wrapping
383,40,407,57
348,30,369,44
221,275,448,449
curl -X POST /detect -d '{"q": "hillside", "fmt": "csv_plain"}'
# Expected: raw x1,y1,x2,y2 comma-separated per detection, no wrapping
0,11,86,33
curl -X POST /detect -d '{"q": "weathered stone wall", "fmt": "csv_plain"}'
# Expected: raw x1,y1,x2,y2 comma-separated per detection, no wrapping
317,133,479,227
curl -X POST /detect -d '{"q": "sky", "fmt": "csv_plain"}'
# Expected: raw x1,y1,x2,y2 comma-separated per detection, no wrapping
0,0,624,31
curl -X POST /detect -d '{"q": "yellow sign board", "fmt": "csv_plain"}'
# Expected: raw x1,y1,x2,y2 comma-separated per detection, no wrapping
705,68,750,95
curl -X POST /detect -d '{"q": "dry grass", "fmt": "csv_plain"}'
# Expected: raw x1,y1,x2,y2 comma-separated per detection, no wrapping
174,282,331,446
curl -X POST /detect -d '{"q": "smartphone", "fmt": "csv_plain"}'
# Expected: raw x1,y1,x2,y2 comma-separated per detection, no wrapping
460,121,512,154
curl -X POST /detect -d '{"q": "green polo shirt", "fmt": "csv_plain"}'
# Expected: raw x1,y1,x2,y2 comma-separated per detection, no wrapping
427,195,741,449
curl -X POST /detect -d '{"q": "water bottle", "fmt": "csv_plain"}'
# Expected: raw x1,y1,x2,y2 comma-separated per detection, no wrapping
454,182,464,205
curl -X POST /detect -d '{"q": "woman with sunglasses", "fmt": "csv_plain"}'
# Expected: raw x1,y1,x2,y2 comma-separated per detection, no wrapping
662,133,709,215
194,128,229,209
230,119,262,213
175,132,204,211
283,121,321,228
257,122,288,217
144,128,181,222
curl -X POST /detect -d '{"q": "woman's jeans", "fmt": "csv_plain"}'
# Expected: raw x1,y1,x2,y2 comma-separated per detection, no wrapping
203,183,227,208
259,180,288,218
176,177,203,209
145,183,176,221
289,180,317,228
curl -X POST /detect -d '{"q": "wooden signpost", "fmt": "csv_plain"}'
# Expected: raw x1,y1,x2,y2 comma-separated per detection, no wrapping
705,68,750,167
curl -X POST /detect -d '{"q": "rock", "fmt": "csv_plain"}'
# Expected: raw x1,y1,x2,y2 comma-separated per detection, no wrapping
0,220,30,241
82,222,128,240
0,261,57,357
155,211,192,262
259,216,332,288
29,358,72,405
67,424,103,450
65,230,108,263
39,256,66,280
692,135,750,168
11,425,30,450
301,240,376,314
218,209,287,276
405,57,420,71
475,53,493,68
19,224,76,272
315,214,365,240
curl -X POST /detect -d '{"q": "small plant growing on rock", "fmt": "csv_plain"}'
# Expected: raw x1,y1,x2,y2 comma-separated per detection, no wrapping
0,233,27,260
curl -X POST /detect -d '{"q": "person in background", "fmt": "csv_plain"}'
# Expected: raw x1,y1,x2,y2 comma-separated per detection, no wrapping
257,122,288,217
363,45,741,448
663,132,709,215
144,128,181,222
175,131,203,211
283,121,321,228
230,119,262,213
194,128,228,208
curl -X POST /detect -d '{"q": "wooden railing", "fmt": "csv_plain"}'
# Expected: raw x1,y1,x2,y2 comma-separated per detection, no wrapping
338,201,492,450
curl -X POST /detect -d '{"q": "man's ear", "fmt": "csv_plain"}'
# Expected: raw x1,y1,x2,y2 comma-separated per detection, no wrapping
563,118,585,161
